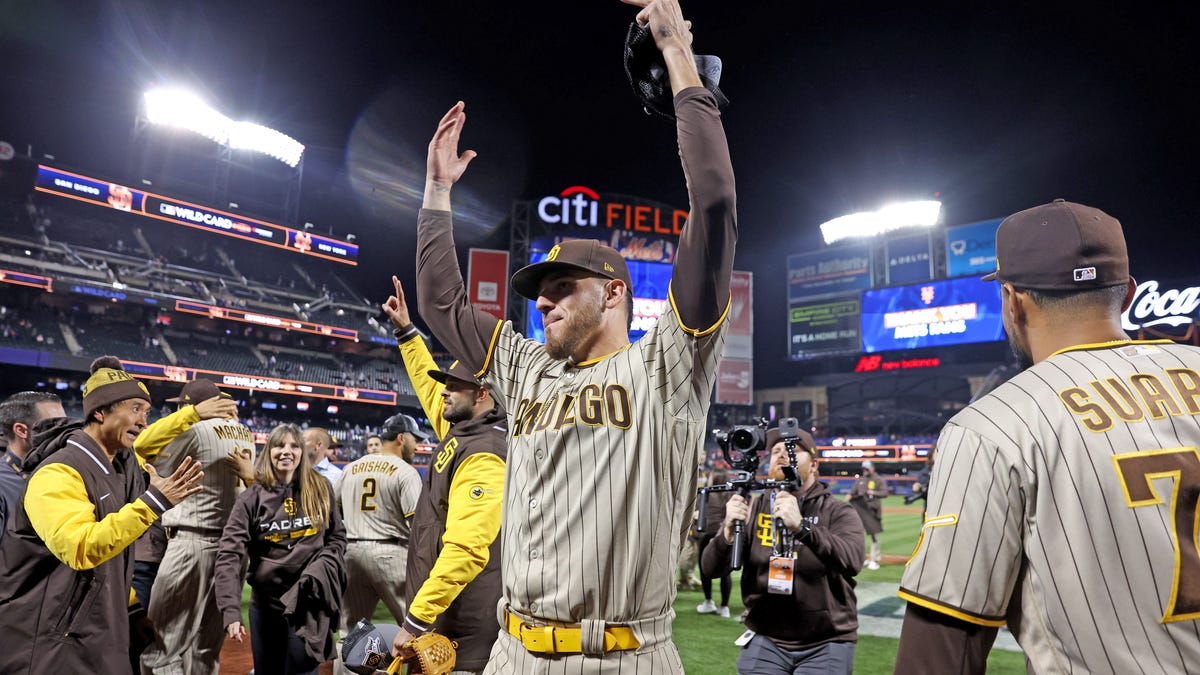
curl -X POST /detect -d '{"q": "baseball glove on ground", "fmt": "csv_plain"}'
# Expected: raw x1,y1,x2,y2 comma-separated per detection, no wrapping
394,632,457,675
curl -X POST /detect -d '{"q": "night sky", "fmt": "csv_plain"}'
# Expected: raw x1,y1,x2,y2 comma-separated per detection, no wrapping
3,1,1198,388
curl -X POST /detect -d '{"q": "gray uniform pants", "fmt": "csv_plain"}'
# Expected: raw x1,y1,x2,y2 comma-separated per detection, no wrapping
141,532,225,675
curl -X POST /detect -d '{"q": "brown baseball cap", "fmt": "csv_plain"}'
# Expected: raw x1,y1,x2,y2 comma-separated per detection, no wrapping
981,199,1129,290
427,360,481,387
510,239,633,301
166,378,232,404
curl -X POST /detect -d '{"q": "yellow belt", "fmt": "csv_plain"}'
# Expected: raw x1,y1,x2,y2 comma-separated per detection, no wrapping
503,609,640,654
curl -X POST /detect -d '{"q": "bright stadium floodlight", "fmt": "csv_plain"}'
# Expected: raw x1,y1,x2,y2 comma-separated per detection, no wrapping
229,121,305,168
820,200,942,245
143,88,305,168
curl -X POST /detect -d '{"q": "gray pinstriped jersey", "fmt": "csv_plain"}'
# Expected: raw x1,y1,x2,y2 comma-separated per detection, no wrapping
334,454,421,541
155,418,255,530
483,303,726,628
901,340,1200,674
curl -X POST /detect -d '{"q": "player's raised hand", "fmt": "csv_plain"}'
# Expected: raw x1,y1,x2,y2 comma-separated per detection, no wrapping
193,396,238,421
427,101,477,187
147,456,204,505
621,0,694,51
723,494,750,543
382,275,412,329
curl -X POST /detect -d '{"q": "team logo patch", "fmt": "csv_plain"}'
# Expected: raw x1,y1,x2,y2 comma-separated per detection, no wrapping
283,497,298,516
546,244,561,261
469,485,489,500
604,262,615,272
1118,344,1158,358
1073,267,1097,281
364,636,384,667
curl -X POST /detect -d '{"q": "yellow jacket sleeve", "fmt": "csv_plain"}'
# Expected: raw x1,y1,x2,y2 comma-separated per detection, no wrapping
407,452,504,625
398,333,450,440
25,464,165,571
132,405,200,464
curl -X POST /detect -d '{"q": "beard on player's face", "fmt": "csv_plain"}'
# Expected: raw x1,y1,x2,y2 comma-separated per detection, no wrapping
1003,310,1034,370
544,283,605,361
442,386,479,424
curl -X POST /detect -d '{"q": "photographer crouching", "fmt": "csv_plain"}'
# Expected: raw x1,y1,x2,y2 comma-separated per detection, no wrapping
700,421,865,674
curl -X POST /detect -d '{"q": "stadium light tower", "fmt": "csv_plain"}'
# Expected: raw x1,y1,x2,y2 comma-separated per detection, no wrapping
820,200,941,245
142,88,304,168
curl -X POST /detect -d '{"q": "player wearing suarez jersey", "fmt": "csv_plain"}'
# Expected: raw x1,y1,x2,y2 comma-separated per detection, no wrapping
411,2,736,671
895,200,1200,674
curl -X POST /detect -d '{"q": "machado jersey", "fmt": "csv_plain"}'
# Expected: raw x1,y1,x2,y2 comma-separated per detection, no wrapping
481,300,727,625
156,417,255,530
900,340,1200,674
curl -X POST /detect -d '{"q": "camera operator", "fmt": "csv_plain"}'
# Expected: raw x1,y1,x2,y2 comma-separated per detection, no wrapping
701,426,865,674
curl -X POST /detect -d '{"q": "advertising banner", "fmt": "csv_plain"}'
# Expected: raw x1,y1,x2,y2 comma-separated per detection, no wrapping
886,233,932,285
175,300,358,340
723,270,753,360
467,249,510,321
120,359,396,405
715,357,753,406
946,218,1001,277
788,295,861,359
36,166,358,265
787,245,873,301
860,275,1005,353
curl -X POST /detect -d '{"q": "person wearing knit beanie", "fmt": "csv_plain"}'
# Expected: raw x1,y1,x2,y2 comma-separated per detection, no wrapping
82,355,152,423
0,355,204,675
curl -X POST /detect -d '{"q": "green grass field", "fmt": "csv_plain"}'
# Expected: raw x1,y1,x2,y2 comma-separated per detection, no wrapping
238,497,1027,672
671,496,1027,673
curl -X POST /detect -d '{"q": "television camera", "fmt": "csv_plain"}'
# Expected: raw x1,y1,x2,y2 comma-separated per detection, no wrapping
698,417,806,570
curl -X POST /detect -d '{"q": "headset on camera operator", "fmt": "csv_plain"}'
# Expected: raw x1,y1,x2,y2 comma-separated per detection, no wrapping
700,420,865,675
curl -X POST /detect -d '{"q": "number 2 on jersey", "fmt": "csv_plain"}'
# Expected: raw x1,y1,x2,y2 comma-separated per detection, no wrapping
360,477,378,512
1112,447,1200,622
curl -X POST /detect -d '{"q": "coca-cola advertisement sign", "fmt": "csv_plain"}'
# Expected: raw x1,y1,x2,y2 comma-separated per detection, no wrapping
1122,278,1200,343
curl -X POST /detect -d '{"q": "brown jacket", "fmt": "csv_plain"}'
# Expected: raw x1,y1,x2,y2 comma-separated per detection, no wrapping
702,481,864,648
405,405,507,670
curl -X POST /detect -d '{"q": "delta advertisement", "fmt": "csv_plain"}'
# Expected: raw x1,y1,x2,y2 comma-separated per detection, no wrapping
787,245,873,301
35,166,358,265
886,233,932,285
860,276,1005,353
788,295,862,359
945,218,1002,277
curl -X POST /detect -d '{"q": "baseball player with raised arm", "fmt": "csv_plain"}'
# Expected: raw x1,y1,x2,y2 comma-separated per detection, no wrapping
895,200,1200,674
139,378,254,675
383,278,508,674
333,411,423,666
412,1,736,670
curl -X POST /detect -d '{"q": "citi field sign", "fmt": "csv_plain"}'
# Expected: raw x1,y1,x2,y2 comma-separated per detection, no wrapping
535,186,689,236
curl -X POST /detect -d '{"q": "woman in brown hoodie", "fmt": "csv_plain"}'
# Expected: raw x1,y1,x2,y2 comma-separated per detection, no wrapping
215,423,346,675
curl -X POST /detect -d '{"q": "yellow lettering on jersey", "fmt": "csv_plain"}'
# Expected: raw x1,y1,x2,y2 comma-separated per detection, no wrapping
1167,368,1200,415
606,385,632,429
1059,387,1114,432
214,425,255,442
435,437,458,473
1131,374,1184,419
1090,378,1145,423
351,461,398,476
755,512,774,548
578,384,604,426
